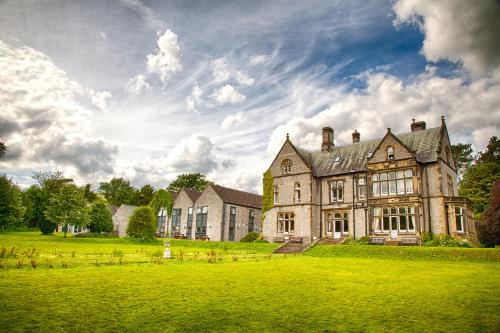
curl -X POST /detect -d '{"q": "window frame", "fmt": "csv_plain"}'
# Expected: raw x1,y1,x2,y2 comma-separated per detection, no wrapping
281,159,292,175
387,146,395,159
294,182,301,203
277,212,295,235
330,180,344,203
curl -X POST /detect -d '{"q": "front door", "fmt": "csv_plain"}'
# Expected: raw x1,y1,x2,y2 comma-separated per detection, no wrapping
334,219,342,239
390,216,398,239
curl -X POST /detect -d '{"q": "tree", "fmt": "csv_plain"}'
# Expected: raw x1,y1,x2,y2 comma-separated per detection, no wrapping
451,143,473,181
82,184,98,203
88,200,113,233
0,140,6,158
99,178,136,206
0,175,25,230
476,180,500,247
132,184,155,206
459,137,500,217
166,173,209,192
32,171,72,234
127,206,156,240
45,183,89,237
149,189,173,217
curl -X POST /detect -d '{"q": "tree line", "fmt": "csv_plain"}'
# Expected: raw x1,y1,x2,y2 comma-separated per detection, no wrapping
0,170,209,237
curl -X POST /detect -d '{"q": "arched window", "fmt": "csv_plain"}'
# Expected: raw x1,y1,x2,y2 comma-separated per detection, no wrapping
387,146,394,159
281,159,292,175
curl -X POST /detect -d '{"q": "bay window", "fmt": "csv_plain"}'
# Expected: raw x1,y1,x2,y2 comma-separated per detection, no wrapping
372,206,417,233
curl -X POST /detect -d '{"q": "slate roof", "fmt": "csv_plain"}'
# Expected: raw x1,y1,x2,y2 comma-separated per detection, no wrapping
183,188,202,203
211,184,262,209
294,127,442,177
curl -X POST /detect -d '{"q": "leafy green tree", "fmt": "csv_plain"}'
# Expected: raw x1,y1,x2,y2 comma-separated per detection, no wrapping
32,171,72,234
45,183,89,237
149,189,173,217
451,143,473,181
99,178,136,206
476,180,500,247
88,200,113,233
82,184,98,203
166,173,209,192
260,169,274,234
132,184,155,206
459,137,500,217
127,206,156,240
0,175,25,230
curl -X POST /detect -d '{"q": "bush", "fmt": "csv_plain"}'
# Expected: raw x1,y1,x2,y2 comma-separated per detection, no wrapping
127,206,156,240
88,201,114,233
422,234,471,248
253,239,269,243
240,232,259,242
342,236,369,245
74,232,117,238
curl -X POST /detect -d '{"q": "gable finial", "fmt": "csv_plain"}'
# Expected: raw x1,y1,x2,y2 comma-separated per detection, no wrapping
286,133,289,140
387,127,391,133
441,115,445,125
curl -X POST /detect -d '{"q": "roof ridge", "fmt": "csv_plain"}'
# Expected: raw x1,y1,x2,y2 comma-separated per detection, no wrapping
212,184,261,197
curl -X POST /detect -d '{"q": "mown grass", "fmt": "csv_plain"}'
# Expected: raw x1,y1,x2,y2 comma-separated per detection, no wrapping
0,232,499,332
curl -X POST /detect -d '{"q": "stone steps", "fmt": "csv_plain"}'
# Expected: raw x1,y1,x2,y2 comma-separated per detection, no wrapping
384,240,400,246
273,242,309,254
317,238,345,245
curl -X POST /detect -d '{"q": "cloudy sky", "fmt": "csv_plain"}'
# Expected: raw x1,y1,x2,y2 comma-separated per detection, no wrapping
1,0,499,193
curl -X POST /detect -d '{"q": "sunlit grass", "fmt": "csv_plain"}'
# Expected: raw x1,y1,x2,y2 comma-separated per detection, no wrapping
0,232,499,332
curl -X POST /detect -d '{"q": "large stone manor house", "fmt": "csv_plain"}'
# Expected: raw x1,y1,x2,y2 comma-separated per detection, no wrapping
262,117,476,244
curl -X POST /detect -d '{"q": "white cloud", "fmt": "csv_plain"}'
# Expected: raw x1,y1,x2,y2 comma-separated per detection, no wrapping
146,29,182,83
393,0,500,78
100,31,107,39
268,68,500,155
185,83,202,112
249,54,271,65
212,57,254,86
0,40,118,182
211,84,246,105
221,112,247,130
165,134,217,174
127,74,151,94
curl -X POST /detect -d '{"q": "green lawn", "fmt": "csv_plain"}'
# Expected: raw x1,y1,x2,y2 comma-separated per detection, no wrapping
0,232,499,332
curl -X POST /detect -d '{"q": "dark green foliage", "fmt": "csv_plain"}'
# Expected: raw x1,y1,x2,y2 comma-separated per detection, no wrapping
343,236,369,245
149,189,173,216
0,140,6,158
82,184,98,203
0,175,25,230
99,178,136,206
240,232,259,242
459,137,500,217
127,206,156,240
261,169,274,234
451,143,473,180
88,200,113,233
44,183,89,237
133,185,155,206
477,180,500,247
166,173,209,192
253,239,269,243
73,232,117,238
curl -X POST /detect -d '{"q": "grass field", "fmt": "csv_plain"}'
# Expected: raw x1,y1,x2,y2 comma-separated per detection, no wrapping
0,232,499,332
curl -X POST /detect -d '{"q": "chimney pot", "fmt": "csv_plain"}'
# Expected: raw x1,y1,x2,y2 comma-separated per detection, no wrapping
321,127,334,153
411,120,426,132
352,129,360,143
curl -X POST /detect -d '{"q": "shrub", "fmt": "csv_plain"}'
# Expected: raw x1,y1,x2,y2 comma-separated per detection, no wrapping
240,232,259,242
127,206,156,240
88,200,114,233
476,180,500,248
74,232,117,238
253,239,269,243
342,236,370,245
422,234,471,248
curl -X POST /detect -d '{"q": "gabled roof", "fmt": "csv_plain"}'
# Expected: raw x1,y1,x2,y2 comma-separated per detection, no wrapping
293,127,442,177
210,184,262,209
182,188,202,203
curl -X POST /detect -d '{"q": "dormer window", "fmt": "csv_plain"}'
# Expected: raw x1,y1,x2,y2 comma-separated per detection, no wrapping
387,146,394,159
281,159,292,175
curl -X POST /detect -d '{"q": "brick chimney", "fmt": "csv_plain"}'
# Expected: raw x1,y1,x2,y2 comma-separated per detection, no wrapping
321,127,334,153
411,119,426,132
352,130,360,143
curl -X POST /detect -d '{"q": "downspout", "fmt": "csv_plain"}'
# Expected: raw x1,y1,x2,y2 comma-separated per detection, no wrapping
319,179,323,239
352,171,356,240
221,202,226,241
424,165,431,233
444,204,450,235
